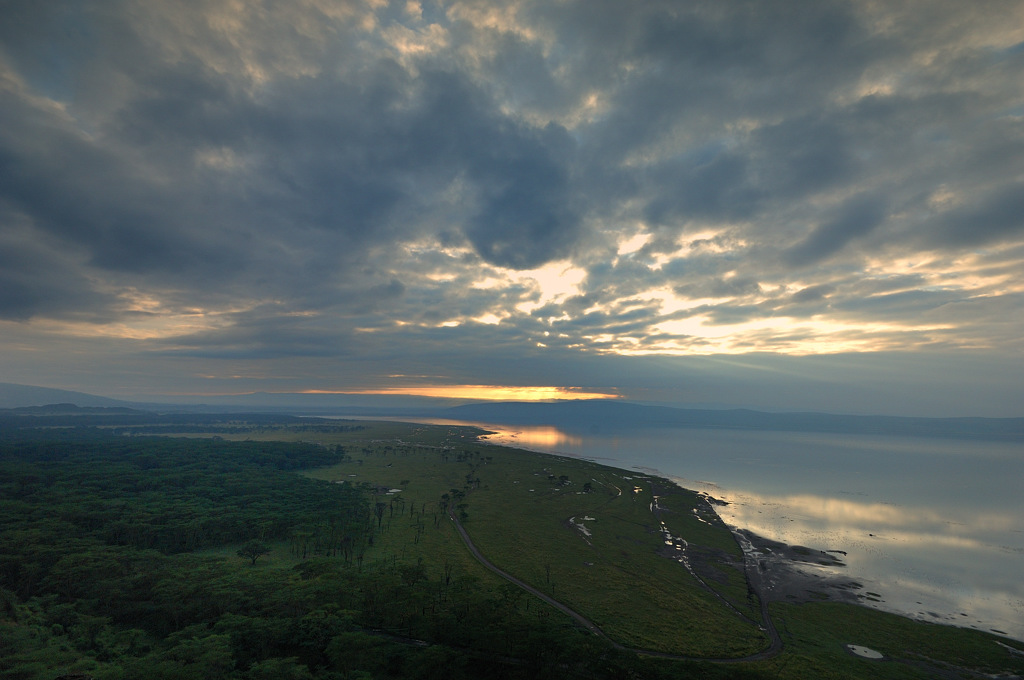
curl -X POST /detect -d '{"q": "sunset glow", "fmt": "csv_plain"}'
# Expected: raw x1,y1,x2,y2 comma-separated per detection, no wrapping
1,0,1022,416
304,385,620,402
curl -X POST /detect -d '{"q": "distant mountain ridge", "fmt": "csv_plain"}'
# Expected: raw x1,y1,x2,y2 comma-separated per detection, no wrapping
0,383,133,409
2,403,147,416
1,383,1021,441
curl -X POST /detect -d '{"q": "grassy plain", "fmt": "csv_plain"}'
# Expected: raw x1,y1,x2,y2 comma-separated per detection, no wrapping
198,418,1024,678
208,420,764,657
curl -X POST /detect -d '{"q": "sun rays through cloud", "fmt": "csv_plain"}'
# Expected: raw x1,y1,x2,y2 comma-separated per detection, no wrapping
1,0,1023,414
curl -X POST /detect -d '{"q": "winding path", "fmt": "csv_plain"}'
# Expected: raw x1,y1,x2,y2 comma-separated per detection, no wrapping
448,511,612,641
737,542,784,662
448,509,783,664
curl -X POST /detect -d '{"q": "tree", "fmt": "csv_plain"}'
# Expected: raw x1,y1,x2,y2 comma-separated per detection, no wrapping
244,657,315,680
237,541,271,566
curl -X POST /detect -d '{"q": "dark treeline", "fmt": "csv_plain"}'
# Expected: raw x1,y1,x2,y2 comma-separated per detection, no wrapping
0,408,366,434
0,433,364,562
109,424,367,435
0,428,755,679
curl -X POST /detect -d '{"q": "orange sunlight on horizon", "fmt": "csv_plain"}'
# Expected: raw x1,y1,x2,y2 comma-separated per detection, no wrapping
302,385,619,401
478,425,584,448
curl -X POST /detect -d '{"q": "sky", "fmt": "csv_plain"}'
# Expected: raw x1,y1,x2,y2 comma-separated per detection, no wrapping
1,0,1023,416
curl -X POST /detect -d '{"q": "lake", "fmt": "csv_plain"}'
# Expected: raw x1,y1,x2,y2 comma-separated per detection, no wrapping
460,421,1024,641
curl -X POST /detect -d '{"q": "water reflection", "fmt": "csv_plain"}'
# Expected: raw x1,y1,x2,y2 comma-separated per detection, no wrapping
708,486,1024,639
463,421,1024,641
477,425,583,449
713,492,1017,539
327,416,584,449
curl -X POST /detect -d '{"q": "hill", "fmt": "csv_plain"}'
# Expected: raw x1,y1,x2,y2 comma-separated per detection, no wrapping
2,382,1021,441
0,382,133,409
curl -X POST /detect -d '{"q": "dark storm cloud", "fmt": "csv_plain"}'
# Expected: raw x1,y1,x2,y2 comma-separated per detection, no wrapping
785,194,888,266
0,1,587,328
541,0,880,155
1,0,1023,414
932,183,1024,248
640,113,864,234
689,275,763,300
0,64,256,286
0,0,986,305
462,118,581,268
0,213,114,320
158,276,409,360
832,289,961,319
751,116,860,201
160,320,354,361
111,58,582,272
789,284,834,304
643,151,760,226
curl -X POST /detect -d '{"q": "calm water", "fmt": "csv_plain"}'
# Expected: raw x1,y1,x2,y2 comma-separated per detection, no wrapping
459,422,1024,641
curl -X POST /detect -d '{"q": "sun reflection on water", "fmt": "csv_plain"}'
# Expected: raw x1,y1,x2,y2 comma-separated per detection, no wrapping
478,425,583,449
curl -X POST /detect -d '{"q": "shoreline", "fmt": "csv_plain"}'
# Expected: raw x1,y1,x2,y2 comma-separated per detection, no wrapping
730,526,863,606
467,424,1024,643
470,428,866,605
324,416,1022,644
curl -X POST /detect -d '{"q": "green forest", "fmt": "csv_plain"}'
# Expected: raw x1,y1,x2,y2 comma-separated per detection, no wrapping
2,413,1022,679
0,422,733,679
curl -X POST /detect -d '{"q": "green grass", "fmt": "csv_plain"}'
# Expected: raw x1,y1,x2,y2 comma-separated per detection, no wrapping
281,421,769,657
183,419,1024,675
459,454,766,656
754,601,1024,679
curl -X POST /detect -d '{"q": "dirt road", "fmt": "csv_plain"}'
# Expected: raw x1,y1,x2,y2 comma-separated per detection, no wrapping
448,509,783,663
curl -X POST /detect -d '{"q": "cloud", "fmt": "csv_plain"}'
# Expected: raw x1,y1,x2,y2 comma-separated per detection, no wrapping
785,193,888,266
932,182,1024,248
0,211,115,321
1,0,1023,414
